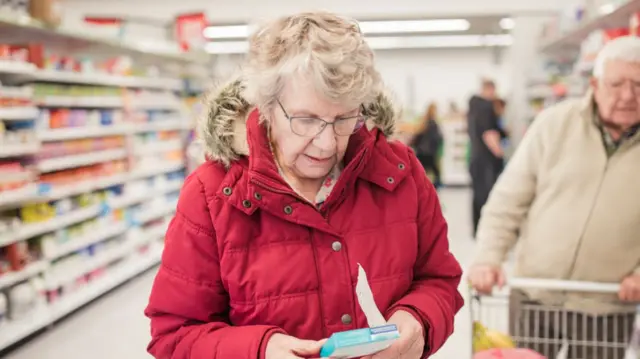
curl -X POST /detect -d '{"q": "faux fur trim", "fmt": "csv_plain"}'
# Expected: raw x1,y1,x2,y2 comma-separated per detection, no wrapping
197,74,400,167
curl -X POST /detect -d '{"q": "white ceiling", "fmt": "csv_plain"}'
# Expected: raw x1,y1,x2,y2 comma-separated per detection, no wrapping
64,0,564,24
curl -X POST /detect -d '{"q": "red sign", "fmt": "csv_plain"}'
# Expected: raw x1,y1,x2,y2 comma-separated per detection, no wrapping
175,12,207,52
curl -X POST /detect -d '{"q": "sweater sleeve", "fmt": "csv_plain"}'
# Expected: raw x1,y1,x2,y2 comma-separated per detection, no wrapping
386,152,464,357
144,173,284,359
473,110,548,266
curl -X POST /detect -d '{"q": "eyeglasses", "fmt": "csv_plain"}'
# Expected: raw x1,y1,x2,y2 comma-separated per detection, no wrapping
277,100,366,137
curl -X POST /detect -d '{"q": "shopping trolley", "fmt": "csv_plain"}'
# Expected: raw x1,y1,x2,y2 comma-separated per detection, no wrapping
469,278,640,359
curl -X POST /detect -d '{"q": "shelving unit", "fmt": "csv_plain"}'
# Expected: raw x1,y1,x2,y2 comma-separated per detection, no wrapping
0,8,209,350
525,0,640,132
540,0,640,54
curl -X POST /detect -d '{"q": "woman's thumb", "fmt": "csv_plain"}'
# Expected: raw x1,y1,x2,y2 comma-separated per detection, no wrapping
292,338,327,355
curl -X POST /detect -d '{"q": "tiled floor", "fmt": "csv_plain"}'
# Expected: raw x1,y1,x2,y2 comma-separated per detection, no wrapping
5,188,477,359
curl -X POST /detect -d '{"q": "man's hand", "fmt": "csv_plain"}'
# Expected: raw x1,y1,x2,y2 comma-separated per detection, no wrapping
265,333,325,359
362,310,425,359
468,264,506,295
619,274,640,302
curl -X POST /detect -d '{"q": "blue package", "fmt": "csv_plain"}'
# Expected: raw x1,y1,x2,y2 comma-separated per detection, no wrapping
320,324,400,358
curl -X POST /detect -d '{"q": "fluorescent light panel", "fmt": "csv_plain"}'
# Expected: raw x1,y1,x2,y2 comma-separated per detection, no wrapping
358,19,470,34
204,19,471,39
203,25,252,39
205,34,513,54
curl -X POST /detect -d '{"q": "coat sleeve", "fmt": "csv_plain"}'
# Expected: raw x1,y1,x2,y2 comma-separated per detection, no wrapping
144,173,283,359
472,110,548,267
386,152,464,357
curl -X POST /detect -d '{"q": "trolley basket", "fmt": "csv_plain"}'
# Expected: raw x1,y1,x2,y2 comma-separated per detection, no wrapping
469,278,639,359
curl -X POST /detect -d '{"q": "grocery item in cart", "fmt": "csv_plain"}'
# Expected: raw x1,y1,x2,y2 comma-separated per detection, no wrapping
473,321,515,352
473,348,546,359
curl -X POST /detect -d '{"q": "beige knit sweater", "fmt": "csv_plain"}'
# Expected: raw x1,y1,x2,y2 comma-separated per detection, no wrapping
474,92,640,314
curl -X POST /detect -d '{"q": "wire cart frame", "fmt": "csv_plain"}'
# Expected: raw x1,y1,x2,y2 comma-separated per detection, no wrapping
469,278,639,359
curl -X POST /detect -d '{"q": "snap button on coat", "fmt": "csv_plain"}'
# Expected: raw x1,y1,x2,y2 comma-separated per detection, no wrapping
332,241,342,252
283,205,293,215
341,314,352,325
223,187,232,196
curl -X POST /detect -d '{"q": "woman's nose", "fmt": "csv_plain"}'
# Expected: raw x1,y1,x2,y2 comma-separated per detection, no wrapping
313,124,337,150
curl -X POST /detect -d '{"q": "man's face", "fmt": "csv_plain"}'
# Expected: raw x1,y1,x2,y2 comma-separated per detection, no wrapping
592,59,640,130
482,85,496,100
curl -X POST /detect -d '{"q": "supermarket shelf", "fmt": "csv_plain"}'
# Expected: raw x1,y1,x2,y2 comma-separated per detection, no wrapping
2,205,103,246
136,202,177,224
0,162,184,211
39,121,192,141
108,181,183,210
44,225,162,290
540,0,640,54
37,96,124,108
42,173,130,202
0,142,40,158
129,161,185,180
130,120,192,133
0,13,209,66
0,245,163,351
133,139,184,156
0,185,39,210
0,107,39,121
0,60,37,76
32,70,182,91
37,149,128,173
43,222,129,260
0,260,48,289
38,125,130,142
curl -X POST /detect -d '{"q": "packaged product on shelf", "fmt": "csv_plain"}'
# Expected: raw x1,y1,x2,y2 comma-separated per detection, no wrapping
7,281,38,320
20,202,55,224
29,0,63,28
5,241,30,271
0,292,6,325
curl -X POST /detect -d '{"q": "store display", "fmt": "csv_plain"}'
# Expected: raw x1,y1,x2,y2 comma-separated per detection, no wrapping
0,4,202,347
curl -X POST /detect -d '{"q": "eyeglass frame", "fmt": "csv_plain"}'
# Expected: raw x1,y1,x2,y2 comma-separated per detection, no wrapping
276,99,367,137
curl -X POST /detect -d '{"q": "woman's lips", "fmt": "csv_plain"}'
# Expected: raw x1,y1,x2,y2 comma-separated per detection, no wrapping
305,154,332,163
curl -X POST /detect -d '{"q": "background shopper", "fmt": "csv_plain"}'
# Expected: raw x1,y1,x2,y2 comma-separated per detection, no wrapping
144,11,463,359
412,102,444,189
469,35,640,359
467,79,503,237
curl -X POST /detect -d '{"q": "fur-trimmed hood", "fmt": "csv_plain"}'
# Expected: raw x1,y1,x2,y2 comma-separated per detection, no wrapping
197,75,401,167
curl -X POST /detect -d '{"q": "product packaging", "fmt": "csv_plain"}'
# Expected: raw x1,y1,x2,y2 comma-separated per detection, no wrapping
320,264,400,358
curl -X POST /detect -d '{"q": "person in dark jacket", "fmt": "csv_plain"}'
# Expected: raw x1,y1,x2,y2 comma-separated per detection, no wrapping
412,102,444,189
468,79,504,238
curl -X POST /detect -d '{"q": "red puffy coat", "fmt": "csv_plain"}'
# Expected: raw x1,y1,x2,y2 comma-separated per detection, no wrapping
145,78,464,358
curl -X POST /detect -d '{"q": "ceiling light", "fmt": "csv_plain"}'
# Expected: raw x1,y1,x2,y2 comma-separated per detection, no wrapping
203,25,252,39
204,19,470,39
358,19,470,34
499,18,515,30
205,34,512,54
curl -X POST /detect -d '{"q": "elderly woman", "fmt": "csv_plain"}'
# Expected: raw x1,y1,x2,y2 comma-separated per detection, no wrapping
145,11,463,359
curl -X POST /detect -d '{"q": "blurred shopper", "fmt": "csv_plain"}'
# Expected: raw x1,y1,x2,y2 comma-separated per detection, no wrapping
493,98,511,164
145,11,463,359
469,36,640,358
412,102,444,188
467,79,503,237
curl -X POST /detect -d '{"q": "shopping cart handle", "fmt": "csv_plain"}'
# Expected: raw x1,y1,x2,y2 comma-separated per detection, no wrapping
508,277,621,293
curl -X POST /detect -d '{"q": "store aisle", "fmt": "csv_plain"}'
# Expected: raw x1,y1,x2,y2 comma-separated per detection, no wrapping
5,188,476,359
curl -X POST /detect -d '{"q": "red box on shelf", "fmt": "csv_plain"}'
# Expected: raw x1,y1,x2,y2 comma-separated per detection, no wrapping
603,28,630,42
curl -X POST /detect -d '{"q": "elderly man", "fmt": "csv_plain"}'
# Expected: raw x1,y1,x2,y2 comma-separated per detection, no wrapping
469,36,640,359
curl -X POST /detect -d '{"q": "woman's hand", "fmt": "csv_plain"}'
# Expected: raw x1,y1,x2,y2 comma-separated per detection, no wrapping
265,333,325,359
362,310,425,359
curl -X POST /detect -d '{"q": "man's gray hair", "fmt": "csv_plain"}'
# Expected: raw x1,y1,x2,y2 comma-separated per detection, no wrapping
593,35,640,78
